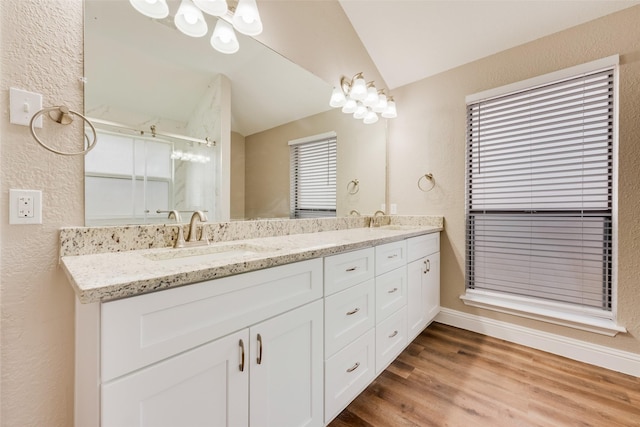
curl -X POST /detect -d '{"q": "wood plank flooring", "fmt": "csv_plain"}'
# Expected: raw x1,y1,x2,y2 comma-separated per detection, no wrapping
328,322,640,427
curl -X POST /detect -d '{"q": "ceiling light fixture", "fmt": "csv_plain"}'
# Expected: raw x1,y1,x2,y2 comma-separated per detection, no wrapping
128,0,263,54
329,73,397,123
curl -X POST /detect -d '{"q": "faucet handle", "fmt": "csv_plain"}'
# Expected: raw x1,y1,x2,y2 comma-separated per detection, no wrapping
173,225,186,248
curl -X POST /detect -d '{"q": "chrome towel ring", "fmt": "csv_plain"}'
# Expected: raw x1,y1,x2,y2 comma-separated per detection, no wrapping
418,173,435,192
347,179,360,194
29,106,98,156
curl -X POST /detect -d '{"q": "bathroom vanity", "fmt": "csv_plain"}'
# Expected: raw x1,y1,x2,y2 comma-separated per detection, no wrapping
62,217,441,427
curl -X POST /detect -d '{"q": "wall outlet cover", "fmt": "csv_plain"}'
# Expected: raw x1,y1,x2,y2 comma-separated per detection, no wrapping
9,189,43,225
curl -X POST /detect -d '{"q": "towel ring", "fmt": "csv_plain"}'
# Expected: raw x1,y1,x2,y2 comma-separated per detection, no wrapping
347,179,360,195
418,173,435,192
29,106,98,156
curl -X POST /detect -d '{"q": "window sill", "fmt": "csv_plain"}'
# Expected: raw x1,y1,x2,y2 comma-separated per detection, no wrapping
460,290,626,337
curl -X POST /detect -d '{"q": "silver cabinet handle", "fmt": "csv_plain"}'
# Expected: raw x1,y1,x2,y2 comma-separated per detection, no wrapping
346,266,358,272
388,287,398,294
346,362,360,373
387,254,398,259
256,334,263,365
389,330,398,338
423,260,428,274
346,307,360,316
426,259,431,273
239,339,245,372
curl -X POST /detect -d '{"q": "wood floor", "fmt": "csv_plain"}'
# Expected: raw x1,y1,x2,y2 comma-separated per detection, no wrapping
328,322,640,427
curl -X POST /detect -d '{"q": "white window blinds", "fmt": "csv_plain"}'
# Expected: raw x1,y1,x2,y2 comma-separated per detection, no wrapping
290,134,337,219
466,67,614,311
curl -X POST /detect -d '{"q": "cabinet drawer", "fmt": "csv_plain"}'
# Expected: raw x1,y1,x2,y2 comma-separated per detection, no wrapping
375,267,407,323
375,240,407,275
375,307,407,374
324,280,375,357
407,233,440,262
101,258,323,382
324,247,375,296
324,329,376,424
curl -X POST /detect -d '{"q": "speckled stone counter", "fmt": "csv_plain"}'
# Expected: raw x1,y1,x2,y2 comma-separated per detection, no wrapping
60,216,443,304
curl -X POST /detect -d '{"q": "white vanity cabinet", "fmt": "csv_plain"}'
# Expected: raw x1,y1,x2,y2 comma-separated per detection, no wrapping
407,233,441,340
76,259,324,427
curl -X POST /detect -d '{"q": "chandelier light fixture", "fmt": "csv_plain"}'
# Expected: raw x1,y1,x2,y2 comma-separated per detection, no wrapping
329,73,397,124
128,0,263,54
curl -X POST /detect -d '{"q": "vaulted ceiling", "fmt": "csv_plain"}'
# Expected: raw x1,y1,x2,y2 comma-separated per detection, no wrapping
339,0,639,90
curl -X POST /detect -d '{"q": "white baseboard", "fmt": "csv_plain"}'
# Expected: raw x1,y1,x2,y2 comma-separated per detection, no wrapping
435,308,640,378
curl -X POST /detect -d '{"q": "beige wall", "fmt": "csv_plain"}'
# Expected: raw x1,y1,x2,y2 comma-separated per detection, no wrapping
1,1,84,426
388,6,640,353
245,108,387,219
230,131,246,220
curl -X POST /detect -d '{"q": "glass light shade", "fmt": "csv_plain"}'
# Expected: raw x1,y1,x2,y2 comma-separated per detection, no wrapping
129,0,169,19
350,76,367,101
329,87,347,108
193,0,228,16
373,93,388,113
232,0,263,36
363,86,379,107
175,0,208,37
341,98,357,114
363,110,379,124
353,103,367,119
210,19,239,53
381,100,397,118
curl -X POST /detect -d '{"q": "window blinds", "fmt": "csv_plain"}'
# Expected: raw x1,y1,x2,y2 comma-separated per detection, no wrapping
290,136,337,219
466,68,614,310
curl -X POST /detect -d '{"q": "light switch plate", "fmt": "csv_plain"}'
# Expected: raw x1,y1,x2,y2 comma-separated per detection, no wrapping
9,189,42,224
9,87,43,127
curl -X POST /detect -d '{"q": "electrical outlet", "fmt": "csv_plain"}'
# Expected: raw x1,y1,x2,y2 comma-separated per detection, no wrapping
390,203,397,214
9,189,42,224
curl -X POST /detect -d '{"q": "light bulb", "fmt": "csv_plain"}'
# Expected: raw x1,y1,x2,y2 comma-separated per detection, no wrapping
382,100,397,118
329,87,347,108
211,19,239,54
363,110,379,124
353,103,367,119
373,93,388,113
232,0,263,35
363,86,379,107
175,0,208,37
341,98,357,114
129,0,169,19
350,75,367,101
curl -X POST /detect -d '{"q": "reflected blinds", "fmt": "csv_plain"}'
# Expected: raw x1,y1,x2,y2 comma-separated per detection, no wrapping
290,135,337,219
466,68,614,310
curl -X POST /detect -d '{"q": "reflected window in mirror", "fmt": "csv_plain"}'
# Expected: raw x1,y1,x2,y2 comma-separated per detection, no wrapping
85,128,216,225
289,132,337,219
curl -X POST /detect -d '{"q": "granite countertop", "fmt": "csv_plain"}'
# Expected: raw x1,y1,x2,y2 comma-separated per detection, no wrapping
61,225,441,304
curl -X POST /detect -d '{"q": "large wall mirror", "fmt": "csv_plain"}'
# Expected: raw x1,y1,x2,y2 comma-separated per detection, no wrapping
84,0,387,226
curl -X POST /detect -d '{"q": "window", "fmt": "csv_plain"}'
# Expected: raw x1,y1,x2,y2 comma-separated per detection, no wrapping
463,57,622,335
289,132,337,219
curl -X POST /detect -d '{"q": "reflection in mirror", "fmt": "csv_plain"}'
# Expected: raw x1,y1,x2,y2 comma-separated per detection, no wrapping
84,0,386,225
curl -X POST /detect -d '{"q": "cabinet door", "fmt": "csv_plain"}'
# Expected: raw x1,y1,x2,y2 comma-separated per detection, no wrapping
102,329,249,427
407,253,440,341
250,300,323,427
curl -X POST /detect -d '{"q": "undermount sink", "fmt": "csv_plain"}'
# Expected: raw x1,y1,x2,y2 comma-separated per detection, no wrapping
143,243,280,267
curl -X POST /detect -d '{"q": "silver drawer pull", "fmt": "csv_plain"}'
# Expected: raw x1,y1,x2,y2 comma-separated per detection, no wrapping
345,266,358,272
346,307,360,316
346,362,360,373
257,334,263,365
389,330,398,338
387,254,398,259
388,287,398,294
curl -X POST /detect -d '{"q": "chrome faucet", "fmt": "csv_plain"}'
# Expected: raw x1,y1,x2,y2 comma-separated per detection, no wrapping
186,210,209,245
349,209,361,216
167,210,182,223
370,210,386,228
